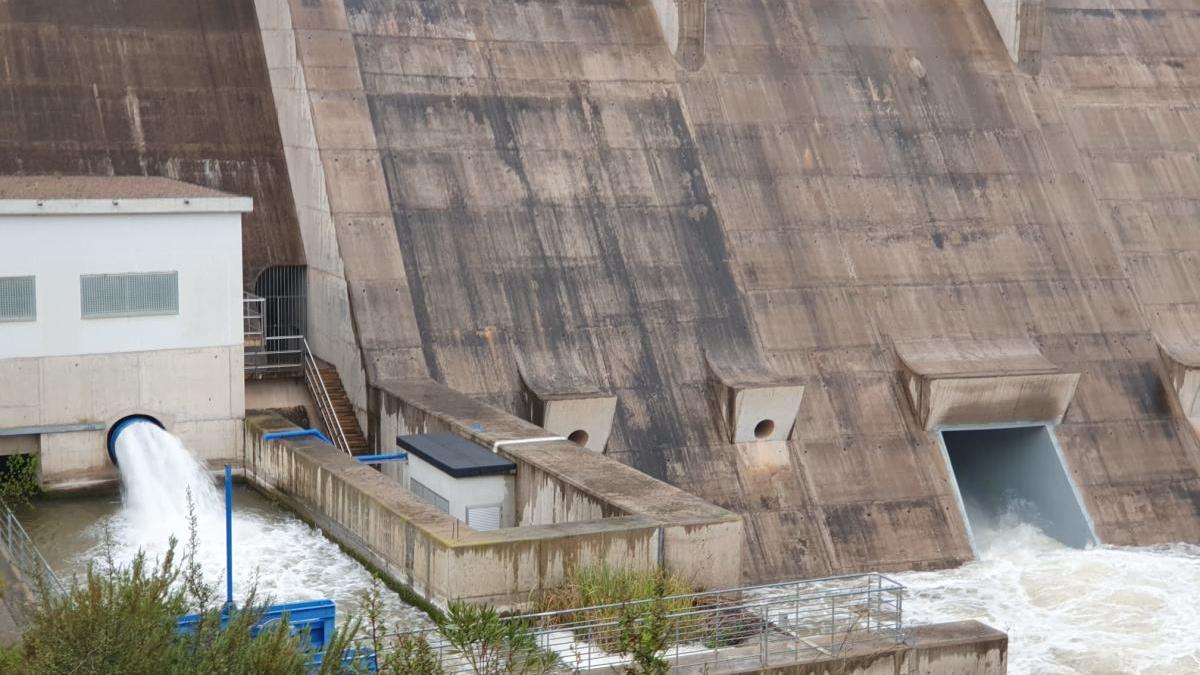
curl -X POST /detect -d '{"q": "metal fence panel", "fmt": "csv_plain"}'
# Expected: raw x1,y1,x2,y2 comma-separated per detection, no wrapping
375,573,904,674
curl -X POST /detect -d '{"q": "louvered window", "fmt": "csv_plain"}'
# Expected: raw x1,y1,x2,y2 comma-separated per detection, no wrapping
0,276,35,322
81,272,178,318
466,505,502,531
409,478,450,513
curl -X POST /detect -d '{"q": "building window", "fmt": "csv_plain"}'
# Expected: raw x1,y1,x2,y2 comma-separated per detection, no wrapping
466,504,502,531
81,272,179,319
0,276,36,322
409,478,450,514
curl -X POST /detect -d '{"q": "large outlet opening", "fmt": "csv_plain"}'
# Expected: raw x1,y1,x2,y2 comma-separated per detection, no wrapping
941,425,1095,551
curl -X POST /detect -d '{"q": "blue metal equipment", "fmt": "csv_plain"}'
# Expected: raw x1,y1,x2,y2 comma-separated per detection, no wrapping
174,463,364,668
261,428,333,445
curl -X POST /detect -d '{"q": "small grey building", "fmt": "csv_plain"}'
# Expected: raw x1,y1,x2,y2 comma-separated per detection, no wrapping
397,433,516,531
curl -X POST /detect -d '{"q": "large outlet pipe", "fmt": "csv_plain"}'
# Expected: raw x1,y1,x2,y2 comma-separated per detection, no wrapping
106,415,165,465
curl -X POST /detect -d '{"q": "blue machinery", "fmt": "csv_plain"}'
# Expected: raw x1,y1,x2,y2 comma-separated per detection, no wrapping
171,461,368,669
105,420,409,669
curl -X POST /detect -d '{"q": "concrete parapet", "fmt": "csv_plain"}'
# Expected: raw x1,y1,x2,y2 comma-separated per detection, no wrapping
897,338,1080,430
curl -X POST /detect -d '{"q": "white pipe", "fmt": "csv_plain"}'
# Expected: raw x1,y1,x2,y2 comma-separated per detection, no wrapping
491,436,565,453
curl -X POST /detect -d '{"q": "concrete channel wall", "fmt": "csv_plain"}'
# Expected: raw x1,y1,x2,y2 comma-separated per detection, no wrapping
372,378,745,593
747,622,1007,675
245,406,741,609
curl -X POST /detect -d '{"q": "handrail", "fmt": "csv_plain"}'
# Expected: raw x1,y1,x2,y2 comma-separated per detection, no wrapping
300,337,352,456
0,500,65,597
372,572,904,673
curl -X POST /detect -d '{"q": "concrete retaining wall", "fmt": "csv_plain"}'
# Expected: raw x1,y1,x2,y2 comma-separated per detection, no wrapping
0,344,244,487
747,621,1007,675
373,378,744,592
245,413,669,609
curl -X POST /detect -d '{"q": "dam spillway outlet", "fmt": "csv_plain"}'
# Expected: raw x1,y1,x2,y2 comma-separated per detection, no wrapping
941,426,1095,550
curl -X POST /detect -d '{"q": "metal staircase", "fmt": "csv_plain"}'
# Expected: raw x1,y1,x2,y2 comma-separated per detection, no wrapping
315,363,369,455
243,292,367,456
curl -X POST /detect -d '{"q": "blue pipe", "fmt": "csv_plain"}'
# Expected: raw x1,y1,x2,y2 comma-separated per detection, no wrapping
261,429,332,446
106,415,164,465
224,464,234,610
355,453,407,463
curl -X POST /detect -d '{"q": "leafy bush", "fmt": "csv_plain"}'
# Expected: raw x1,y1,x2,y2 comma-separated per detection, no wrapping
613,572,672,675
537,564,692,615
0,453,40,507
537,564,695,653
438,601,558,675
6,502,362,674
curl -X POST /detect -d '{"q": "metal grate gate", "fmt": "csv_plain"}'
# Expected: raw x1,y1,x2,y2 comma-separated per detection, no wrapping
254,265,306,340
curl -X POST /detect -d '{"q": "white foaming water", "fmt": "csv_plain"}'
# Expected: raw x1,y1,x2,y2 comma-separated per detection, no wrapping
105,422,426,625
897,513,1200,674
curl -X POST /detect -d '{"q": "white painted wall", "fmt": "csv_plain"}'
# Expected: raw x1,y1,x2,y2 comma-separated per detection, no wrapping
0,211,242,359
407,454,515,529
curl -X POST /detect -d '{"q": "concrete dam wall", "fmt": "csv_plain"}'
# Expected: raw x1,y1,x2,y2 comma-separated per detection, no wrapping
0,0,304,283
6,0,1200,584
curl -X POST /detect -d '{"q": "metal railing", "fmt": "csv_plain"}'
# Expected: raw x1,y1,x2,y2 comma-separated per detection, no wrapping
373,573,903,673
243,292,266,355
243,293,352,455
300,337,352,456
0,500,64,597
245,334,305,376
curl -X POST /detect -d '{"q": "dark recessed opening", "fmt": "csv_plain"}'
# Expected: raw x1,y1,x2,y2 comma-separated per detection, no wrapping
942,426,1094,550
568,430,589,446
753,419,775,439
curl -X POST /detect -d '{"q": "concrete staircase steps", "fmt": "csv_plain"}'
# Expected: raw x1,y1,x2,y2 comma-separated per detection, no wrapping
315,364,370,455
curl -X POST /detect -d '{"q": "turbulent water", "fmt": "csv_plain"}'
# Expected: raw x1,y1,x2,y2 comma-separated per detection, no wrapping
897,513,1200,674
35,422,429,626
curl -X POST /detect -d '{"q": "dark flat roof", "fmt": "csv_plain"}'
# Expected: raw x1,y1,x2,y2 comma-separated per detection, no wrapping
397,432,516,478
0,175,238,200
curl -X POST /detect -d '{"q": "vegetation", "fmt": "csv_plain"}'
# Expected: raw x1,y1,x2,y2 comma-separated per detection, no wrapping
613,572,673,675
358,576,557,675
536,563,692,617
1,499,364,675
536,563,695,656
0,453,40,507
438,601,558,675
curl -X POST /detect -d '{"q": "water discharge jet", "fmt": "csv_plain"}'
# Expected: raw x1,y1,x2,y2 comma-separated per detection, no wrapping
80,420,428,624
940,425,1095,551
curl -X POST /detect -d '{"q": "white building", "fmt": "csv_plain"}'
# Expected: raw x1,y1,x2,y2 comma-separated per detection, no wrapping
0,176,251,487
397,432,516,531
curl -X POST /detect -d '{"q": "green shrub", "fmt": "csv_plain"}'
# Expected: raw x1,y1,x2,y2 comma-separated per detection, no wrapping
536,564,695,652
537,563,692,617
0,454,40,507
613,568,676,675
8,506,363,675
438,601,558,675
